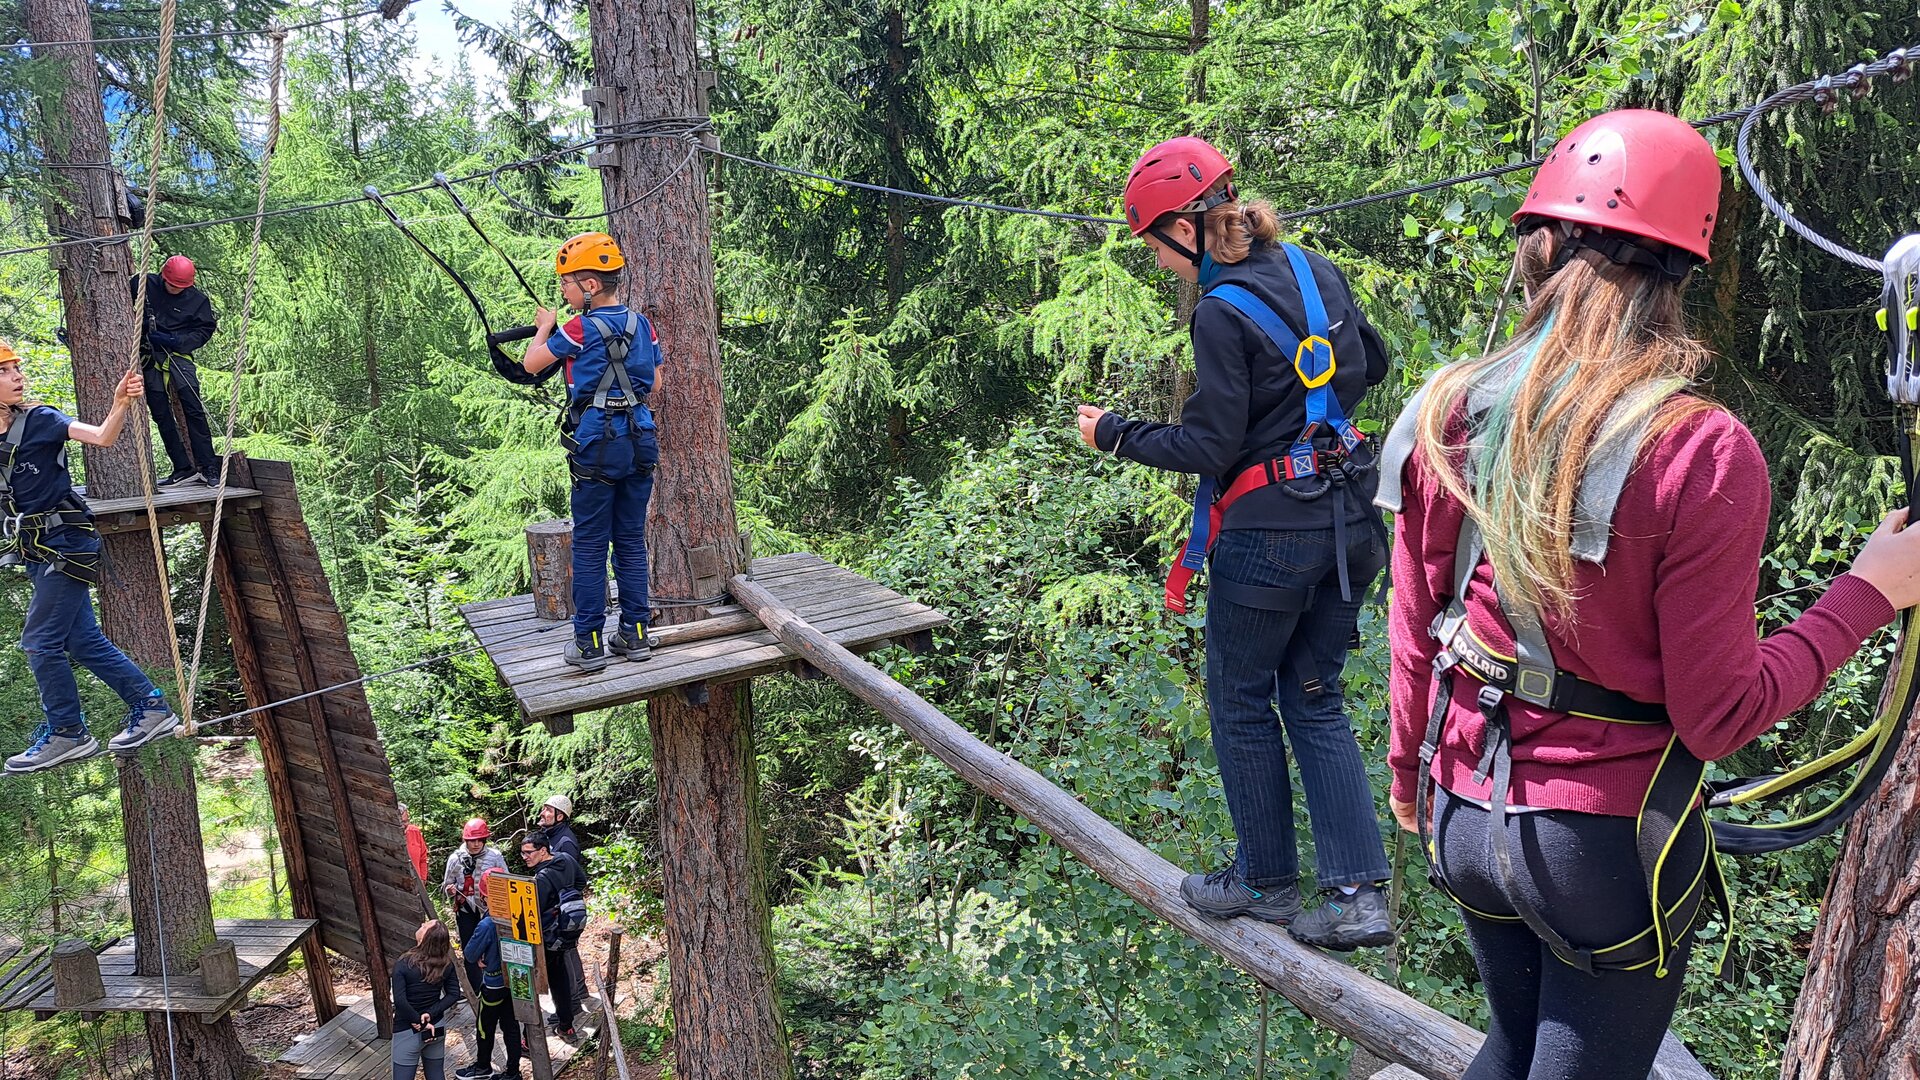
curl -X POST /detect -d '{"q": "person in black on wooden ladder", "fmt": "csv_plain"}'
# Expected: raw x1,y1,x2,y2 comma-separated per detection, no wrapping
0,339,182,775
133,255,221,486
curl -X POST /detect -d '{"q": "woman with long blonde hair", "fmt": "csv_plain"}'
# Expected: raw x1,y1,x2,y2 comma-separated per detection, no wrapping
1380,109,1920,1079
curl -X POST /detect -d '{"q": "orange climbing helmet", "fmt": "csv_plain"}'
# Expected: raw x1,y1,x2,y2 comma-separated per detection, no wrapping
161,254,196,288
555,232,625,276
0,340,19,367
462,817,491,841
1515,109,1723,267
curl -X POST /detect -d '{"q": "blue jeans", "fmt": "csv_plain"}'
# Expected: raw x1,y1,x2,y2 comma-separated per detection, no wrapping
1204,527,1390,888
22,560,158,737
569,430,659,639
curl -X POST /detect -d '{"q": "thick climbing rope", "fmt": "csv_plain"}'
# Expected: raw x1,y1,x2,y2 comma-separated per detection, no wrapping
120,0,191,727
178,30,286,738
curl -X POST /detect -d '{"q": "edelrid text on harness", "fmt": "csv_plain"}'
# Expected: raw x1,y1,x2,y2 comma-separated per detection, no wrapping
1165,243,1380,614
560,309,653,485
0,408,100,584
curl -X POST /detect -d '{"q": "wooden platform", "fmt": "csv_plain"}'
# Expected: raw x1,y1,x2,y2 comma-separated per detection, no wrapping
460,552,950,721
279,989,604,1079
84,480,263,535
2,919,313,1022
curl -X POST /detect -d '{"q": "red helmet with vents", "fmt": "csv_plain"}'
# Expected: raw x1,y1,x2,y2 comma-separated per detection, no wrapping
1514,109,1723,263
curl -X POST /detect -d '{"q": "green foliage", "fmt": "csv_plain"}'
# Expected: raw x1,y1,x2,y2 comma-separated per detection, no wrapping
0,0,1913,1074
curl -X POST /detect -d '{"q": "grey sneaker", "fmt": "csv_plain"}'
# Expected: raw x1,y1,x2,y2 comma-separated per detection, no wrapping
608,624,650,662
109,693,181,752
1288,885,1393,951
565,632,608,674
1179,860,1303,924
6,725,102,774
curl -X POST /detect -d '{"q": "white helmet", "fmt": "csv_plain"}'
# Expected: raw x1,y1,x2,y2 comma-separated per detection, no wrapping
542,794,574,819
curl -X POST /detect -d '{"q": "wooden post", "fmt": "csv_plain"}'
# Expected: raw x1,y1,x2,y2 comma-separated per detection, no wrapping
523,947,555,1080
51,941,103,1008
199,940,239,997
527,520,575,622
594,928,624,1080
586,0,791,1076
727,576,1716,1080
589,957,632,1080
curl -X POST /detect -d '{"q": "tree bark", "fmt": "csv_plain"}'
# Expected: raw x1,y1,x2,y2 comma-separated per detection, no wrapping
585,0,791,1076
1780,693,1920,1079
24,1,249,1074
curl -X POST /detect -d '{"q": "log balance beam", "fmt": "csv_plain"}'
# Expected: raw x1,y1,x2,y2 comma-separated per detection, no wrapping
727,573,1715,1080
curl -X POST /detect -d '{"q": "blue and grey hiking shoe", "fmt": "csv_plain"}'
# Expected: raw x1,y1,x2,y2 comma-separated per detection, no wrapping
565,631,609,674
1288,884,1393,951
608,623,650,662
6,724,102,774
1179,860,1303,924
109,691,181,752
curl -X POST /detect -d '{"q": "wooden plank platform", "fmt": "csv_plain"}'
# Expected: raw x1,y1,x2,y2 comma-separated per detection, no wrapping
460,552,950,720
10,919,314,1022
280,988,605,1079
84,480,264,535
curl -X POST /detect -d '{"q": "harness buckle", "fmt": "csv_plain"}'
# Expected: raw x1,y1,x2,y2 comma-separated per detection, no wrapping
1476,683,1506,716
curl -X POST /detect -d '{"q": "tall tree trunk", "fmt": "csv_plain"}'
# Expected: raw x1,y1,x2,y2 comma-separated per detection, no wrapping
23,2,249,1075
585,0,792,1077
1780,694,1920,1079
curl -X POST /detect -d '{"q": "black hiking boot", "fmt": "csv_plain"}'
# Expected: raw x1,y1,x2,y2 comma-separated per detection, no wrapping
608,623,650,662
1178,856,1302,924
1288,884,1393,951
564,631,608,674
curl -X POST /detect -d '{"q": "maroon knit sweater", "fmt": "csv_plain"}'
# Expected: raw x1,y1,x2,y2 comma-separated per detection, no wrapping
1387,406,1896,817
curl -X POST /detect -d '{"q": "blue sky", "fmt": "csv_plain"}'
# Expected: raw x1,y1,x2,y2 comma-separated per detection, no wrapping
406,0,517,92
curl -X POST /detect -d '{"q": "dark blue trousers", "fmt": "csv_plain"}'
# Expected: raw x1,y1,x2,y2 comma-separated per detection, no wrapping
568,431,659,639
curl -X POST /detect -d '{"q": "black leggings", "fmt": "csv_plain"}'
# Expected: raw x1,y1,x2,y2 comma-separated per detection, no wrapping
475,988,522,1070
1433,787,1706,1080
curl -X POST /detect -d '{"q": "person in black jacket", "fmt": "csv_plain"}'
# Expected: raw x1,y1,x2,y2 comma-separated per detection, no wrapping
391,919,462,1080
520,829,587,1037
132,255,220,486
536,794,589,1004
1078,137,1393,951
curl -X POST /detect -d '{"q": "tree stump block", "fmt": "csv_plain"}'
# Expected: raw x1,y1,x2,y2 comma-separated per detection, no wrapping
52,940,103,1007
200,939,240,996
527,520,574,622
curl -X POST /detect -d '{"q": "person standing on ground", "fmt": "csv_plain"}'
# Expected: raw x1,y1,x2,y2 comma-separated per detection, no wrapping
401,803,430,882
441,817,506,970
520,829,588,1038
457,868,524,1080
391,919,461,1080
131,255,220,486
1077,137,1395,949
536,794,590,1002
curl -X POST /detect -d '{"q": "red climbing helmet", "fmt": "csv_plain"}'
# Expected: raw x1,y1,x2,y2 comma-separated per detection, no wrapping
160,255,196,288
1514,109,1723,264
462,817,490,841
1122,137,1235,238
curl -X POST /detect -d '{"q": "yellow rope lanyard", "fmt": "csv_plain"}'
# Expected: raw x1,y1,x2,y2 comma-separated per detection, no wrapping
178,31,285,738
